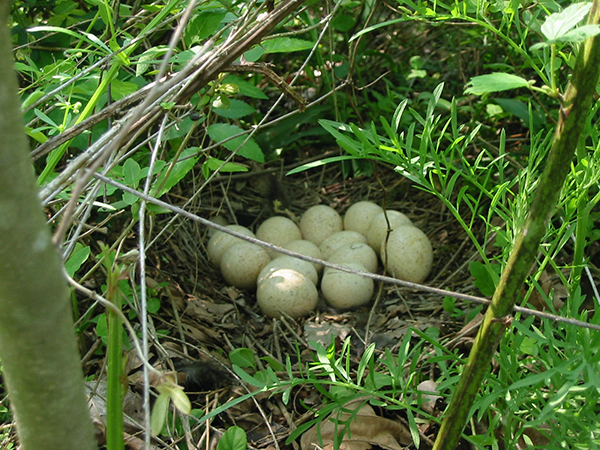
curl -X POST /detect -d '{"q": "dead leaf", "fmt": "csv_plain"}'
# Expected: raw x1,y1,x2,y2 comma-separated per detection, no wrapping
300,399,412,450
415,380,442,416
185,298,235,321
304,322,352,348
86,380,145,440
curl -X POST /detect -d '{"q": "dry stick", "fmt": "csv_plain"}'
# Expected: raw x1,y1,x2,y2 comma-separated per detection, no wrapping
51,0,307,246
174,0,308,103
432,3,600,449
93,172,600,333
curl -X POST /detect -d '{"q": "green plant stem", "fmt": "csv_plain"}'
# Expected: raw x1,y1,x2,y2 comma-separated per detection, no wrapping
0,1,97,448
105,265,124,450
569,135,593,302
432,1,600,448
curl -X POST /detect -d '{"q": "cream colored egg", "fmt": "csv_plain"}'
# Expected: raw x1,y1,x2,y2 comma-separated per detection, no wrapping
274,239,323,274
207,225,255,265
321,263,374,309
258,256,319,286
327,242,378,273
220,242,270,290
343,201,383,236
300,205,343,245
319,231,367,260
380,225,433,283
207,215,229,237
367,210,413,256
257,269,319,318
256,216,302,257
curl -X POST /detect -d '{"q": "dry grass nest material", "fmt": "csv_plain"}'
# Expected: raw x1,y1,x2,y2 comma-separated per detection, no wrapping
152,162,479,355
136,161,486,448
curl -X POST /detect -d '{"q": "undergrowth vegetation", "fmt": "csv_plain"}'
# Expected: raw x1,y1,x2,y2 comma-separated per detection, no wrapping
4,0,600,449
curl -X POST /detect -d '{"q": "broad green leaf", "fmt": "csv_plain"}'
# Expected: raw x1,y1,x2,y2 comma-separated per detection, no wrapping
109,38,130,65
552,24,600,43
135,46,169,76
109,79,140,100
223,75,269,99
253,367,279,385
213,99,256,119
185,9,227,46
541,2,592,41
169,386,191,414
207,123,264,162
202,157,248,179
494,98,529,122
21,90,45,109
229,348,256,369
218,426,247,450
243,46,265,62
465,73,533,95
25,126,48,144
469,261,499,297
261,356,285,372
147,297,161,314
65,243,91,278
150,392,170,436
122,158,141,187
261,37,314,53
532,24,600,49
152,147,200,197
332,14,356,32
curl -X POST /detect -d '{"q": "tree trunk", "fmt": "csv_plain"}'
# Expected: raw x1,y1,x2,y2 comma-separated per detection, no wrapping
0,2,97,449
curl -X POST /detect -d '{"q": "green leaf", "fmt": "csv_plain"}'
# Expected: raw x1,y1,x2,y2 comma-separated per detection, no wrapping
261,356,285,372
243,46,265,62
465,73,533,95
25,126,48,144
22,90,45,109
147,297,161,314
169,386,191,415
185,9,227,46
108,79,140,100
65,243,91,278
356,343,375,384
135,45,169,76
95,313,108,344
223,75,269,99
232,365,266,388
349,17,406,42
332,14,356,32
34,109,59,128
207,123,264,162
122,158,141,187
229,348,256,369
541,3,592,41
28,26,112,54
151,147,200,197
552,24,600,43
406,409,420,449
213,99,256,119
261,37,314,53
150,392,170,436
202,157,248,178
218,426,247,450
286,155,356,175
469,261,499,297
